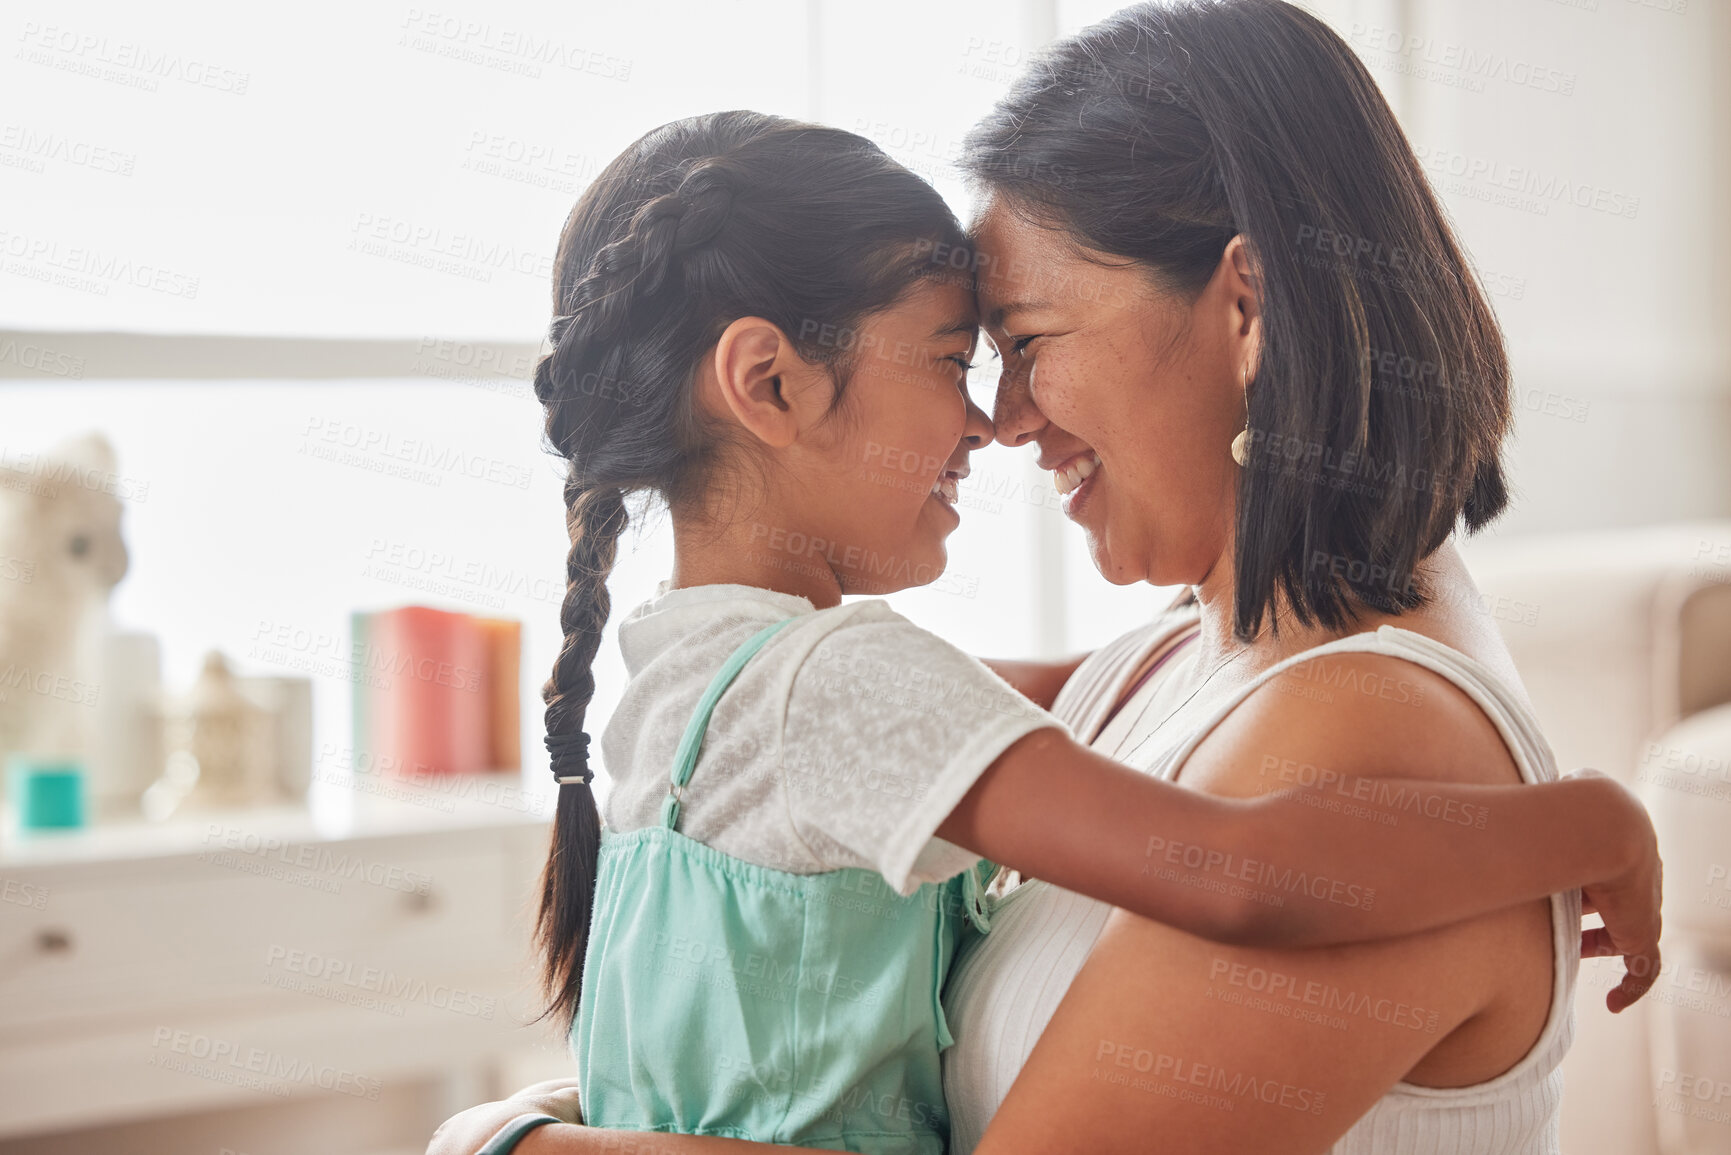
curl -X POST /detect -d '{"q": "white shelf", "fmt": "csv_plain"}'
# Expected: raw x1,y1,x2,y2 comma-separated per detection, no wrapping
0,770,552,869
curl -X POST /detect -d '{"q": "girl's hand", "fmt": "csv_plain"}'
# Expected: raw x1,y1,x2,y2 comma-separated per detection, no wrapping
426,1079,584,1155
1568,768,1664,1012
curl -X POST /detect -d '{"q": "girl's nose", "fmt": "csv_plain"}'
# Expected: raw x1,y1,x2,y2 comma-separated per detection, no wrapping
993,364,1044,448
962,388,995,449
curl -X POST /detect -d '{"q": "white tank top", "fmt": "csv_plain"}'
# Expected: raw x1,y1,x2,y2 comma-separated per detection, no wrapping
940,606,1581,1155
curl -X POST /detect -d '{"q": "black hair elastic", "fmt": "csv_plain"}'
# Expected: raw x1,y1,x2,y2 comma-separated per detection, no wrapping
545,730,593,786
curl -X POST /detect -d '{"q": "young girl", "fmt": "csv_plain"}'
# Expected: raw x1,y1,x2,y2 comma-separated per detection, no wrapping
466,111,1659,1155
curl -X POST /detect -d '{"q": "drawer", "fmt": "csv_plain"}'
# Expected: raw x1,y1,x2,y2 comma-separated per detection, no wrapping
0,827,539,1035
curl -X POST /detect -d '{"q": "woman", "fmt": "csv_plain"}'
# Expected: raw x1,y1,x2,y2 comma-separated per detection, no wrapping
433,2,1639,1151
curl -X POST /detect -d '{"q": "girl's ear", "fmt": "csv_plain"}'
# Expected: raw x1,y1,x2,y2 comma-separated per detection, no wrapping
704,316,828,449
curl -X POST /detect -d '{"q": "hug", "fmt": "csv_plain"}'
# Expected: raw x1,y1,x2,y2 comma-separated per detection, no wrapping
430,2,1666,1152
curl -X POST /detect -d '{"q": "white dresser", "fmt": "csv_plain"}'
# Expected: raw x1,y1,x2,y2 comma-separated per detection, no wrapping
0,776,571,1155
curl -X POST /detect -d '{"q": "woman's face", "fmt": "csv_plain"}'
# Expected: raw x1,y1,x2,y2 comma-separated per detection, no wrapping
972,196,1253,589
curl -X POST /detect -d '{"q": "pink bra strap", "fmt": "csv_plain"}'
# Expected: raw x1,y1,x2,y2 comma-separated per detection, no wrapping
1090,629,1198,743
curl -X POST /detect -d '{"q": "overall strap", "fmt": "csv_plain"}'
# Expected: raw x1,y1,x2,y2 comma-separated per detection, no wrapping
662,615,801,830
961,860,993,935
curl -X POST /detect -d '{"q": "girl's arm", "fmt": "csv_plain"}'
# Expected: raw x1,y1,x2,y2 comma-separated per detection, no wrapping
980,652,1093,710
936,722,1661,1012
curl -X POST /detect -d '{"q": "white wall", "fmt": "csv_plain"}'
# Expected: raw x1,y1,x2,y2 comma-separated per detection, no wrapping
1392,0,1731,536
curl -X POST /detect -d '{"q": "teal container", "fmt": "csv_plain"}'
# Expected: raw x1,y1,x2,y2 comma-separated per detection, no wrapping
6,756,87,830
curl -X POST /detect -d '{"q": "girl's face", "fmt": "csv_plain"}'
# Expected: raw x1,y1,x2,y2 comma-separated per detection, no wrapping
802,277,994,596
692,275,992,604
971,197,1249,589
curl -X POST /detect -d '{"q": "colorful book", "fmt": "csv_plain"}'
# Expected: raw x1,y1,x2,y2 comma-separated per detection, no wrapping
351,606,521,778
472,616,522,772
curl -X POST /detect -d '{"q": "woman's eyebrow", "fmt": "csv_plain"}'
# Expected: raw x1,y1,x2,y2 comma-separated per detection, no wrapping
929,312,980,339
985,300,1052,329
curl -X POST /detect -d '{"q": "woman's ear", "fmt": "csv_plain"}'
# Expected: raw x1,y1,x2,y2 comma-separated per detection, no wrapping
704,316,825,449
1221,235,1263,380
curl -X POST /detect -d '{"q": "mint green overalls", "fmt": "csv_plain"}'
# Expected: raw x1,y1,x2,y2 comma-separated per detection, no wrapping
572,617,995,1154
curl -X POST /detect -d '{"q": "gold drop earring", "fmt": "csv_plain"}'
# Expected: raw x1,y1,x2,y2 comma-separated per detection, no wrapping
1230,365,1252,467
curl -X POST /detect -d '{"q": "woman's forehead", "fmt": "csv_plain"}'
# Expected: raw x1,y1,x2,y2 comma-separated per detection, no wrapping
969,204,1093,300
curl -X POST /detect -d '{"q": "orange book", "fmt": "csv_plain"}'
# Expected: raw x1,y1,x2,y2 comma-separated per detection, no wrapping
472,616,522,771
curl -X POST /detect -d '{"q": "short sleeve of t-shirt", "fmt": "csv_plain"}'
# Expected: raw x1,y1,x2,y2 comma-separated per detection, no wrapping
778,606,1065,894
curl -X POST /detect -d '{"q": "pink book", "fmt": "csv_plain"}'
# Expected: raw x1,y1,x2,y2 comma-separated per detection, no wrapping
366,606,489,777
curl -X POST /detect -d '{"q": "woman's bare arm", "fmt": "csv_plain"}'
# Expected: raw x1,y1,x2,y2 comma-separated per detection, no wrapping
976,897,1515,1154
427,1082,585,1155
429,1089,832,1155
937,650,1661,1008
513,1129,828,1154
971,652,1563,1154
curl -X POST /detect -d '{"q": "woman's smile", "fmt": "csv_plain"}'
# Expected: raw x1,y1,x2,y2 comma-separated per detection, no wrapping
1049,449,1103,519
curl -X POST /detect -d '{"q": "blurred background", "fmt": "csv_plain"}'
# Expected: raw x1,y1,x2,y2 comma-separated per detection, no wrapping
1,0,1728,1152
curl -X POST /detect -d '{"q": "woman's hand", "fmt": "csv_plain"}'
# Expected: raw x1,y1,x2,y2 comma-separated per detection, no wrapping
1568,768,1664,1012
508,1079,585,1123
426,1079,583,1155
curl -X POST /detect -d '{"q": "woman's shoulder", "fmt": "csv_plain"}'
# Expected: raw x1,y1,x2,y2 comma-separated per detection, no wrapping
1187,616,1535,800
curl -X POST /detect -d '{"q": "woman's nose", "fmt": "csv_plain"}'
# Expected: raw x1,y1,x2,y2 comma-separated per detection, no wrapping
993,364,1044,448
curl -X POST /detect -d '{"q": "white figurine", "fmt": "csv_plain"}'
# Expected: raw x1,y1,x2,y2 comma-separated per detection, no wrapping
169,649,277,809
0,432,129,771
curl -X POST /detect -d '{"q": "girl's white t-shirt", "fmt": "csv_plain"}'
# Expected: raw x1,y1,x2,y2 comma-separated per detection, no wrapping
598,580,1062,894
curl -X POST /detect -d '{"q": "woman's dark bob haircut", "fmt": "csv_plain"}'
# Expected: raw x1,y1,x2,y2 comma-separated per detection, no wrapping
962,0,1513,640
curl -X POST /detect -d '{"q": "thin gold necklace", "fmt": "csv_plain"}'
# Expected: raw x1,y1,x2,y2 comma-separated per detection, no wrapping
1116,642,1253,767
